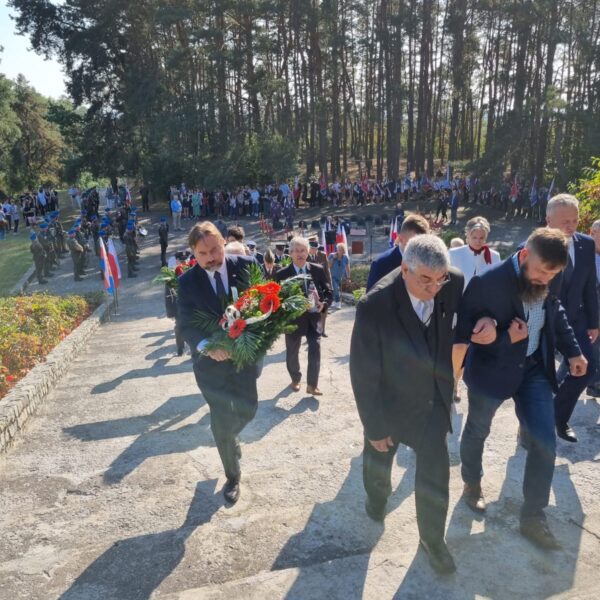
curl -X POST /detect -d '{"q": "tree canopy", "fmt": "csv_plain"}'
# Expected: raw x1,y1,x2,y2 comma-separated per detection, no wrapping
7,0,600,191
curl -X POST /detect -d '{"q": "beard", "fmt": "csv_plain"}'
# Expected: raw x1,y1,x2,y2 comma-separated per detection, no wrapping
204,260,223,273
517,264,549,303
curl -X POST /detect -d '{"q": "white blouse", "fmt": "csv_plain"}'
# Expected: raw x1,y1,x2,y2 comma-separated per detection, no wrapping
449,243,501,289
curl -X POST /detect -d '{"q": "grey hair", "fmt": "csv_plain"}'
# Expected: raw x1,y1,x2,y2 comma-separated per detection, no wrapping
403,234,450,272
591,219,600,231
547,193,579,216
289,236,309,252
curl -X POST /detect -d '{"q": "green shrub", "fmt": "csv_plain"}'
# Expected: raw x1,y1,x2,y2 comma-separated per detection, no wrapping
0,293,91,397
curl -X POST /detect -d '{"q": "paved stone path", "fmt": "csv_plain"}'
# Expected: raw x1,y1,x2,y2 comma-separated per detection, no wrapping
1,204,598,599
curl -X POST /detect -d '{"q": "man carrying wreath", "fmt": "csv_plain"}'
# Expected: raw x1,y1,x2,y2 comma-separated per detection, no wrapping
177,221,259,505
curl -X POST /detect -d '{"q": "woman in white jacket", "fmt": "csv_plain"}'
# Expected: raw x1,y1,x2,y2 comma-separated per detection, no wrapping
449,216,501,289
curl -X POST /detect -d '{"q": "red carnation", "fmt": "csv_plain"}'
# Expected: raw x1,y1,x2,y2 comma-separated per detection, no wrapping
6,375,15,382
188,258,197,267
256,282,281,295
259,294,281,314
228,319,247,339
174,265,184,277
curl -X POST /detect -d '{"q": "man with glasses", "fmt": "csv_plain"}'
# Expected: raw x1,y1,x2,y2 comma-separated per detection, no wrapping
456,228,586,549
350,235,465,574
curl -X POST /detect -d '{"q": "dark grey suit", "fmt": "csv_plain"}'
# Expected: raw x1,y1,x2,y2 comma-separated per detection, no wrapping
177,256,259,481
350,267,463,543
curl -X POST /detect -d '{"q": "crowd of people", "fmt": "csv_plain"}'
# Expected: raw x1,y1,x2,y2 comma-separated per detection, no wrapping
165,170,555,234
166,191,598,576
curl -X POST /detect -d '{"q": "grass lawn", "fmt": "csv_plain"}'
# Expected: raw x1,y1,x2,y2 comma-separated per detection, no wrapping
0,193,79,296
0,233,32,295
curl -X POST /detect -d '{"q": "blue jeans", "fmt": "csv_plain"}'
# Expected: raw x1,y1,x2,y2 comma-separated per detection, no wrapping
332,277,342,303
460,362,556,520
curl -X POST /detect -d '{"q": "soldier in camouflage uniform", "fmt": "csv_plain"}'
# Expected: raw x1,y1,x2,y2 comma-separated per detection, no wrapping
74,221,89,269
29,232,48,284
67,229,86,281
125,223,138,278
37,222,56,277
52,211,68,255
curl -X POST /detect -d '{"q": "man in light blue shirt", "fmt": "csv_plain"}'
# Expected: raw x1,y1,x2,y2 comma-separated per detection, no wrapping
170,196,183,231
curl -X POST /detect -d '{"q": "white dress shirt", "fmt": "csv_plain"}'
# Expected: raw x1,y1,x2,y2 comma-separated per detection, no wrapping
407,290,434,325
567,236,575,267
207,261,229,296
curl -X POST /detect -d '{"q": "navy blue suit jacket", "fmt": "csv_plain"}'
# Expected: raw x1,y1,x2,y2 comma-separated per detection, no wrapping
177,255,257,355
456,256,581,399
550,233,598,331
366,245,402,291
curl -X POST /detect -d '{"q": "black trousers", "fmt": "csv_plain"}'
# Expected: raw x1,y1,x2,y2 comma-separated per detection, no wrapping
362,398,449,544
554,325,596,427
285,326,320,387
160,243,168,267
193,359,258,481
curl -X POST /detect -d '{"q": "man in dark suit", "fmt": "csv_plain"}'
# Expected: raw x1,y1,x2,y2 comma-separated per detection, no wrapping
276,236,332,396
456,228,586,550
308,237,332,337
366,214,430,291
351,235,464,574
177,221,259,505
546,195,599,442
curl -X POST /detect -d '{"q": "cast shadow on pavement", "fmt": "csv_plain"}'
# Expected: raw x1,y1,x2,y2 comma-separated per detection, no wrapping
394,457,583,599
272,453,416,600
90,357,192,395
65,391,319,485
58,479,220,600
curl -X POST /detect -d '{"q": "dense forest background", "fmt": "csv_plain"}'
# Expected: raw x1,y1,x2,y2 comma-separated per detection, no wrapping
3,0,600,194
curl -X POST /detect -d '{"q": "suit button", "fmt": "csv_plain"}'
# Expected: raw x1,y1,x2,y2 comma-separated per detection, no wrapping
518,364,524,368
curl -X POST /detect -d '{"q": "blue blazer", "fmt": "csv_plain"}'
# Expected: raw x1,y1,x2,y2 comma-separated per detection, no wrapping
550,233,599,331
177,255,257,354
456,256,581,399
366,246,402,291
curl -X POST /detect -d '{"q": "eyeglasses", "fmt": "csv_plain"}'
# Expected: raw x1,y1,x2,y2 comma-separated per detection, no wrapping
412,272,451,289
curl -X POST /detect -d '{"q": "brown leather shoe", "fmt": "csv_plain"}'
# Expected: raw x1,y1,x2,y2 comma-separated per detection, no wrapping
306,385,323,396
462,482,486,513
520,518,561,550
290,381,301,392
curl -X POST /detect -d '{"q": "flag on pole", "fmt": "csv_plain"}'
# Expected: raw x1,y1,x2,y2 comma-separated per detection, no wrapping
546,178,555,201
389,217,398,248
336,223,348,252
530,176,538,206
106,238,122,289
98,238,116,295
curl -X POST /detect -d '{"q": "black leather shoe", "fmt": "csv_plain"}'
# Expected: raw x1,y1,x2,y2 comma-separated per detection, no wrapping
556,423,577,443
223,478,240,504
419,539,456,574
462,482,486,513
520,518,561,550
365,497,385,522
586,386,600,398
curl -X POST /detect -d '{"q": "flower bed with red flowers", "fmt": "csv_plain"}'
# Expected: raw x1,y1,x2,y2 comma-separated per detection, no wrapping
0,293,96,398
194,264,309,370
